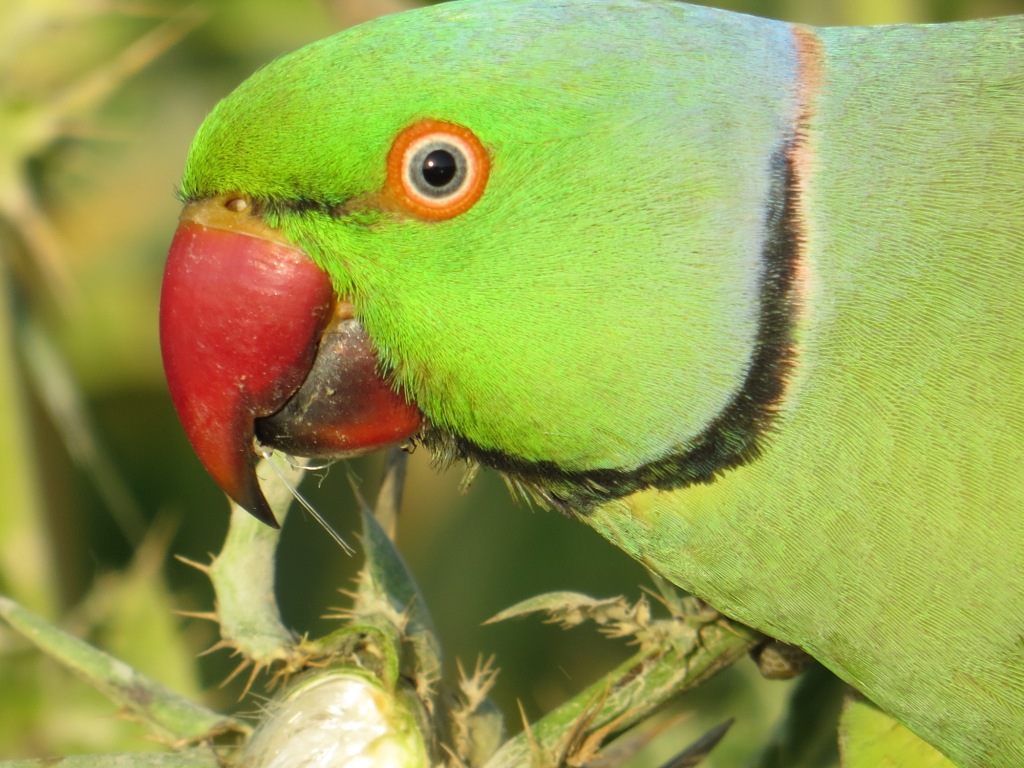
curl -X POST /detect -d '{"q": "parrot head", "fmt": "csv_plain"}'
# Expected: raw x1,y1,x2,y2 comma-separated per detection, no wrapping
160,1,794,525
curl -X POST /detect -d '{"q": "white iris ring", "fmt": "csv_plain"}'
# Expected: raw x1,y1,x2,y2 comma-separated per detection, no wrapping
402,134,474,204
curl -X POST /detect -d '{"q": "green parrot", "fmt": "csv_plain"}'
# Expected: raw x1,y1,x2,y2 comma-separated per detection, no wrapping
158,1,1024,765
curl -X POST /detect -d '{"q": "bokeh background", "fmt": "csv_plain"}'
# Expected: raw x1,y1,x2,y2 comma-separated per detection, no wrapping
1,0,1019,764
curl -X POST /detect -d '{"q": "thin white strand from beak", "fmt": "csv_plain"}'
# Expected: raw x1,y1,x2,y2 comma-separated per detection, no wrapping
260,448,356,556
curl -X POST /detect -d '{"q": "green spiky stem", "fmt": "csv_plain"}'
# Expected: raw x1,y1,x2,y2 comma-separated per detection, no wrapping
484,609,760,767
0,596,243,742
205,456,303,672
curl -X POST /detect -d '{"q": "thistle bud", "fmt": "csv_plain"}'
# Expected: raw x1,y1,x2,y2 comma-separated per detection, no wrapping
241,671,429,768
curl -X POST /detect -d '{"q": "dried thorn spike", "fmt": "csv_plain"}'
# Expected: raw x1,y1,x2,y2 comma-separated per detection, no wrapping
239,662,264,699
197,639,233,658
174,553,212,575
457,655,499,707
174,610,219,623
517,700,540,756
221,657,255,689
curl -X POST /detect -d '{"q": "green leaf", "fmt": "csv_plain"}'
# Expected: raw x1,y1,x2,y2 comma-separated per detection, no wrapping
0,748,224,768
0,596,244,742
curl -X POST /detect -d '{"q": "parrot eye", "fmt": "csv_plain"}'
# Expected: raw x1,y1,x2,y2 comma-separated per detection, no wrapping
419,148,459,188
384,119,490,220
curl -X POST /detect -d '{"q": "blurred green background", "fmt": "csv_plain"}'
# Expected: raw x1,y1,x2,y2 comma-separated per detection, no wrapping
1,0,1020,764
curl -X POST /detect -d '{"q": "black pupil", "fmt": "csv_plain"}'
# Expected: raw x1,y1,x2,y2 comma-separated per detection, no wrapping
421,149,457,187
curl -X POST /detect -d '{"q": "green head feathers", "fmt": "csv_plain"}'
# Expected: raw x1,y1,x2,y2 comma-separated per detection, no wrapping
181,1,800,499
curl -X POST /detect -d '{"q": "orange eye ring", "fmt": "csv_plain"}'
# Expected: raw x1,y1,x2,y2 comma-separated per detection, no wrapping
383,119,490,221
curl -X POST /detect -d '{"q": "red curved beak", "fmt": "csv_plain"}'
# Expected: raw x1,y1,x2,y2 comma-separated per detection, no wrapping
159,197,420,526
